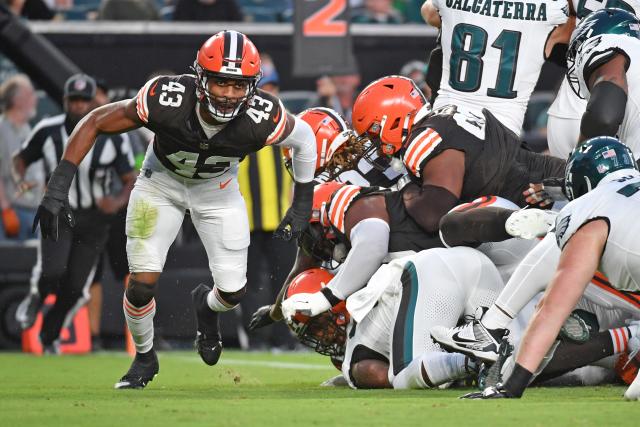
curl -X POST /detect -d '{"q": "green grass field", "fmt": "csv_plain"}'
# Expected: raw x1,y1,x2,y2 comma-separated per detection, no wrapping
1,351,639,426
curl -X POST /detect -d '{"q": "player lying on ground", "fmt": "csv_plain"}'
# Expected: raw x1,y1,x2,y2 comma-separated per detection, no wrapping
459,137,640,400
32,30,319,389
283,246,505,389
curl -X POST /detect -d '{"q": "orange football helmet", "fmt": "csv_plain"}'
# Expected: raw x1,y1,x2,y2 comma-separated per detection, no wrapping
352,75,428,155
282,107,354,177
193,30,262,122
285,267,349,357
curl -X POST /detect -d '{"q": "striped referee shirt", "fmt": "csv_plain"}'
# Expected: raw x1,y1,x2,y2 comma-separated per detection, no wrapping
18,114,134,210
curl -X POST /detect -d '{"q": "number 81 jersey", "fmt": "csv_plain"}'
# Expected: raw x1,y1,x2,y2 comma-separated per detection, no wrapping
432,0,568,136
135,74,287,179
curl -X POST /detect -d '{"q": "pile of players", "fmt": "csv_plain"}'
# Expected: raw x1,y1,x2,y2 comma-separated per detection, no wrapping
250,5,640,400
32,0,640,399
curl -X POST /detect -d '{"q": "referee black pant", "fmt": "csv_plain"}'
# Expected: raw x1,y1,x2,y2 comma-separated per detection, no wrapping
36,209,111,346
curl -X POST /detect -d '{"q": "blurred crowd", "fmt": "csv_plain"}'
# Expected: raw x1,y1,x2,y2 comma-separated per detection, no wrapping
0,0,427,23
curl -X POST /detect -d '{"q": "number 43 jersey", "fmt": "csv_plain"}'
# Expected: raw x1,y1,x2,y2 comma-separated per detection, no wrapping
135,74,287,180
432,0,568,136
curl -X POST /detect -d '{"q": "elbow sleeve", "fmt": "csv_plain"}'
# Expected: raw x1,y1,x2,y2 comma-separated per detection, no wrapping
279,115,317,183
580,81,627,139
403,184,459,234
439,207,514,247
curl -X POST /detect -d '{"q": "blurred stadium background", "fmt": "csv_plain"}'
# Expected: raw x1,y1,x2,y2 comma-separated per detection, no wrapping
0,0,564,353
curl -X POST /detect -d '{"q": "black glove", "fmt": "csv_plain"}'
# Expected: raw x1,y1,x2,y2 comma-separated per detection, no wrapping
460,383,518,400
248,305,277,331
274,181,314,241
33,160,77,241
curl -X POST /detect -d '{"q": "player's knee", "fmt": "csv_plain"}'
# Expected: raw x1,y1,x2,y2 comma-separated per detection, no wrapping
351,360,391,389
126,278,157,307
217,285,246,307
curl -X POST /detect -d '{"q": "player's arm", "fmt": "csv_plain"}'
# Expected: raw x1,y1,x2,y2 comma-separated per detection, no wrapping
403,149,464,234
544,15,576,68
579,53,629,142
281,195,391,320
273,113,317,240
248,246,320,329
34,99,142,240
351,360,392,389
501,219,608,398
439,206,514,247
63,99,143,165
421,0,441,28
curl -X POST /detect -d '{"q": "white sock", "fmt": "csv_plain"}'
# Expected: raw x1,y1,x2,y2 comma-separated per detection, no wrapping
487,233,560,329
123,295,155,354
482,305,514,331
206,287,235,312
392,352,469,389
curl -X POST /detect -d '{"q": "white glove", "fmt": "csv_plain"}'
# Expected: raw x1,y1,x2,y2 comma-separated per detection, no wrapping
505,208,557,240
281,292,332,323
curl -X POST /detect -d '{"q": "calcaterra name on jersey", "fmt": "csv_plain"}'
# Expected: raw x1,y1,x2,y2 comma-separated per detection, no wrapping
445,0,551,21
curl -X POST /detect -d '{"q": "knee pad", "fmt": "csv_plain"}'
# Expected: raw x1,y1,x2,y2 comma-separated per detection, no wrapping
125,278,157,307
217,285,246,307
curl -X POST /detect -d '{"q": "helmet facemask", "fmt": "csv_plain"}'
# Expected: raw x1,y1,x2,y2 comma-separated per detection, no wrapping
289,310,348,357
193,61,261,123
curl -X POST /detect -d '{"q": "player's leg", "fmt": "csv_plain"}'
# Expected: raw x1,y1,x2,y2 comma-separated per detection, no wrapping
390,248,499,389
39,212,109,351
15,232,67,330
547,115,582,159
116,172,186,389
189,179,249,365
431,233,559,361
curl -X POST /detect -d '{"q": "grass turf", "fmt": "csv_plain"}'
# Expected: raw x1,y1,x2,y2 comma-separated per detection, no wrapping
1,351,639,426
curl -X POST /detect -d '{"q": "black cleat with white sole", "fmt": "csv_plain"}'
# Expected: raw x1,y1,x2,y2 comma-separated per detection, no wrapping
431,320,507,362
114,349,159,390
191,283,223,366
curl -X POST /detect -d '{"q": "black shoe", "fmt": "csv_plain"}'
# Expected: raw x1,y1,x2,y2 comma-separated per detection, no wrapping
91,336,104,352
16,293,42,330
191,284,223,366
114,349,159,389
42,340,60,355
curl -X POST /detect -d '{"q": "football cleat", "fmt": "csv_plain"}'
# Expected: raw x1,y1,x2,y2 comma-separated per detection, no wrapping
431,320,506,362
505,208,557,240
114,349,159,390
15,292,42,330
41,340,61,355
460,383,518,399
624,333,640,401
191,283,223,366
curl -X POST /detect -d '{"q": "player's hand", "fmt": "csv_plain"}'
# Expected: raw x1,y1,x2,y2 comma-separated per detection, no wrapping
32,160,77,241
274,181,314,241
523,178,567,207
460,384,518,399
33,192,75,241
248,305,277,331
281,292,331,322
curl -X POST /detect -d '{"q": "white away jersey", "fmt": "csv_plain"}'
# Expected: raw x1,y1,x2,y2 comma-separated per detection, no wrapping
432,0,568,136
548,0,640,120
574,33,640,153
555,171,640,293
